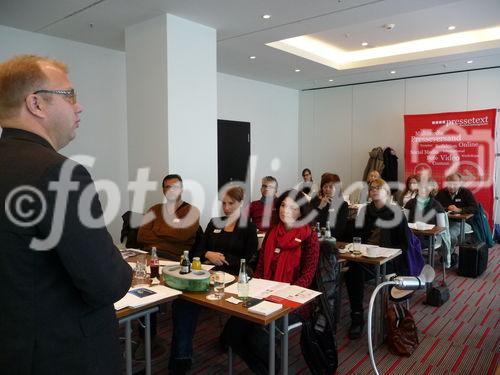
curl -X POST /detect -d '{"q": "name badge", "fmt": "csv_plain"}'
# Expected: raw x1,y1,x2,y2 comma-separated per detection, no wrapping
455,199,461,202
274,248,281,254
213,229,221,233
173,218,181,223
294,238,302,243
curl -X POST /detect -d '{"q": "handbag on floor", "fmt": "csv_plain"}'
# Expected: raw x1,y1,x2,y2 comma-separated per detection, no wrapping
386,301,419,356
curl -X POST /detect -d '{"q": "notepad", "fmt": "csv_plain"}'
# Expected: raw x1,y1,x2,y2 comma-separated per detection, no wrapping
248,301,283,316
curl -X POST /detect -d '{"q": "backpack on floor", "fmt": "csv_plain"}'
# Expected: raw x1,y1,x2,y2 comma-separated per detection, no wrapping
300,241,338,375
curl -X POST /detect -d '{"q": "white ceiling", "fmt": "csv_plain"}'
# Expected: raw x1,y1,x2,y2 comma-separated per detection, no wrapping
1,0,499,90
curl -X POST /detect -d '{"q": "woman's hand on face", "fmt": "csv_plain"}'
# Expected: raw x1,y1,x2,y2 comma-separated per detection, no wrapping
318,196,331,209
205,251,229,266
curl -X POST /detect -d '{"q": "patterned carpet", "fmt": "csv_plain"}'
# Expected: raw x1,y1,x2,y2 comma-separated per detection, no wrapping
125,244,499,374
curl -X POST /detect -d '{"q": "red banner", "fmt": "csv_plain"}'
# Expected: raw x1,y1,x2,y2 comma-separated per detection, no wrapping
404,109,496,225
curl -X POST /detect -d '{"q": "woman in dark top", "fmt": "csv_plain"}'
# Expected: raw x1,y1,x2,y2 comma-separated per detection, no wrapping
195,186,258,275
347,178,409,340
310,172,349,240
169,186,257,374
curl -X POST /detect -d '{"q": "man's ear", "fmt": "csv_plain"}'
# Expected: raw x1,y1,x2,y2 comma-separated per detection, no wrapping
25,93,46,119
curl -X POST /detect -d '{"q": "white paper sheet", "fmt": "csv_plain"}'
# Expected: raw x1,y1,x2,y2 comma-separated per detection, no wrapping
114,285,181,310
225,278,289,299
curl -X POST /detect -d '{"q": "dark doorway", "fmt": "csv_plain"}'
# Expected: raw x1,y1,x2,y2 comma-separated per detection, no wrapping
217,120,250,194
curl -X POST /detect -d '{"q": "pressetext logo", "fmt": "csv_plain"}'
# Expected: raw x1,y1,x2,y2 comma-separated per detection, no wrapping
431,116,489,126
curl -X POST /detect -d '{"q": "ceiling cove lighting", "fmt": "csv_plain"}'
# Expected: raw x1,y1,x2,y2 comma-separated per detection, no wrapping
266,25,500,70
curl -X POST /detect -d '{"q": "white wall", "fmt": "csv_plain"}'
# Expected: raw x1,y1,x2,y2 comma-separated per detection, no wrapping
218,73,300,200
300,68,500,190
0,25,128,242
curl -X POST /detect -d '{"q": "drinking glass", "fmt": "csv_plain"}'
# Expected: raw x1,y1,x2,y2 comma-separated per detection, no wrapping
134,254,149,286
352,237,362,256
207,271,225,300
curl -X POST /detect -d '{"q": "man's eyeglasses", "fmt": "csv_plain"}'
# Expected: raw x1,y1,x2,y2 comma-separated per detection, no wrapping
369,186,383,191
33,89,77,105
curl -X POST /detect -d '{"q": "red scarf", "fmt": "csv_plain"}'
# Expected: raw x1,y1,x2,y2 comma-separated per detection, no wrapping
263,222,311,283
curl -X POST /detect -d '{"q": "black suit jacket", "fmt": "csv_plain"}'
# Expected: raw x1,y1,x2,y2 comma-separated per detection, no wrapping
0,128,133,375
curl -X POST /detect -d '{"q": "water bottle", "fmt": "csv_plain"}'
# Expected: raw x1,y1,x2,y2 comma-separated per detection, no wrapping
180,250,191,274
316,222,321,238
237,259,249,300
149,247,160,278
325,221,331,238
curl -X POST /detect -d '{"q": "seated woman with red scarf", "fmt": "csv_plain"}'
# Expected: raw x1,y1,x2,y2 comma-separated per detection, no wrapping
221,189,319,375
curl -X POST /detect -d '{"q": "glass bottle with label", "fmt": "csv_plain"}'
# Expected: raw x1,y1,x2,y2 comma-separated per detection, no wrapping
149,247,160,278
316,222,321,238
180,250,191,274
237,259,249,300
325,221,331,238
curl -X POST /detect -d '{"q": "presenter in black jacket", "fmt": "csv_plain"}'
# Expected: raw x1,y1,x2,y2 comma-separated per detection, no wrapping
0,55,132,375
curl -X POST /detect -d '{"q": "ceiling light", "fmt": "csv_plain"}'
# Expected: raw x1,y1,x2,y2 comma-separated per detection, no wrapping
361,42,368,47
262,14,271,19
384,24,395,30
267,25,500,70
390,70,396,74
467,60,474,64
329,79,334,82
249,56,256,59
448,25,456,31
295,69,301,72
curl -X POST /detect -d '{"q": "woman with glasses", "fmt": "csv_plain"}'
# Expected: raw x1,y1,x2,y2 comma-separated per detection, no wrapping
221,189,319,375
297,168,318,199
346,178,410,340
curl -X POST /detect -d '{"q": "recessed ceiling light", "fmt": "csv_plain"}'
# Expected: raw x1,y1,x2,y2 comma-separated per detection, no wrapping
361,42,368,47
448,25,456,31
467,60,474,64
329,79,334,82
249,56,256,59
384,23,395,30
390,70,396,74
295,69,301,72
262,14,271,19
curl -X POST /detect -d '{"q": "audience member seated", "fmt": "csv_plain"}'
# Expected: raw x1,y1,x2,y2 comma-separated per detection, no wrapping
297,167,318,199
194,186,258,274
248,175,278,231
404,178,451,265
136,174,201,368
170,186,258,375
137,174,201,260
435,173,478,248
347,178,409,339
310,172,348,241
348,169,380,204
398,174,419,207
221,190,320,375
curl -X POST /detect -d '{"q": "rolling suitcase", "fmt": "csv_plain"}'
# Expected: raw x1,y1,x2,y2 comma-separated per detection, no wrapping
458,242,488,278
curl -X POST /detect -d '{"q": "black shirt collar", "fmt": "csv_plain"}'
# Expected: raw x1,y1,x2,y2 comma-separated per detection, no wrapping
0,127,54,150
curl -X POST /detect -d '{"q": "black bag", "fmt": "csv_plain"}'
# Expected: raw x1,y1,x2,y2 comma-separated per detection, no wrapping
458,241,488,277
300,241,339,375
426,284,450,306
300,318,338,375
